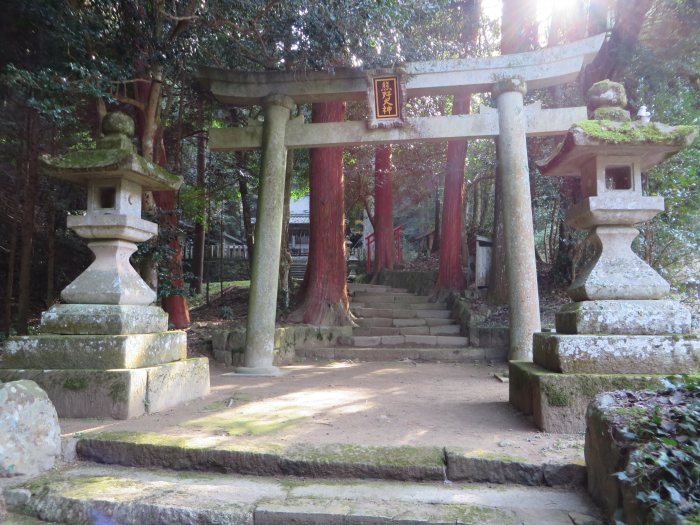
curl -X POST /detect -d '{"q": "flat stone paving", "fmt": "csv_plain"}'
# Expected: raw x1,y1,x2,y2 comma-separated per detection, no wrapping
59,359,585,466
5,463,600,525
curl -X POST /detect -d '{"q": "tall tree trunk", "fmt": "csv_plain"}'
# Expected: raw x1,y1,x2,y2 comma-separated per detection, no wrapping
433,91,471,297
372,145,395,276
3,223,18,336
45,203,56,306
279,149,294,308
432,185,441,253
583,0,653,90
191,133,207,294
238,171,254,267
134,71,190,328
152,190,191,328
290,101,353,326
487,147,509,304
501,0,539,54
16,109,39,334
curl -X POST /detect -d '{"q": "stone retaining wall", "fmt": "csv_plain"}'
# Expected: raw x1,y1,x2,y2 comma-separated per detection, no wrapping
199,324,353,367
448,293,510,352
376,270,437,296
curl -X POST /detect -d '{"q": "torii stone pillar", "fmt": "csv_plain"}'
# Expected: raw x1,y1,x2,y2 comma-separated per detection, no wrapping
237,94,294,376
494,78,541,360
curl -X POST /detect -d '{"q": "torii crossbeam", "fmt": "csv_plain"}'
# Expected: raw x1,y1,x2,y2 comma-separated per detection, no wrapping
197,34,605,375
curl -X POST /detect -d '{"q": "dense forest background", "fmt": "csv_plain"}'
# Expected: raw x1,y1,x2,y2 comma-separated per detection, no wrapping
0,0,698,334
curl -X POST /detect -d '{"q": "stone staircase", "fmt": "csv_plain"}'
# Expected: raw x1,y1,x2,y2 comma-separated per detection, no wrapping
3,434,601,524
296,283,507,363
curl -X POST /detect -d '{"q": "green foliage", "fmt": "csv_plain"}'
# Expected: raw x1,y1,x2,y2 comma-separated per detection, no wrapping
220,306,234,320
615,378,700,522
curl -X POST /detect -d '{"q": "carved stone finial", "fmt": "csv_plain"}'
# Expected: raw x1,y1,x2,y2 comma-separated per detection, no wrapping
492,76,527,98
587,80,630,121
102,112,135,137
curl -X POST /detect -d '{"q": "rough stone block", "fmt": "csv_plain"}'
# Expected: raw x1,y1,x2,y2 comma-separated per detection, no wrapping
293,325,353,348
211,330,230,353
424,318,452,326
0,368,147,419
446,449,555,486
145,358,210,413
508,361,534,416
555,300,692,335
380,335,405,346
391,309,418,319
392,318,425,327
400,326,430,336
404,335,437,346
0,358,210,420
533,332,700,374
585,396,632,519
352,336,380,347
416,310,451,319
436,336,468,347
429,324,460,335
213,350,233,366
40,304,168,335
477,326,510,349
368,327,400,336
508,362,693,433
356,318,392,328
0,380,61,477
2,331,187,370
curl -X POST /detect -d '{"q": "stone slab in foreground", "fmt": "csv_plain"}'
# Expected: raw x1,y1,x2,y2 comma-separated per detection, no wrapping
5,463,602,525
509,361,699,433
0,358,209,419
74,431,584,488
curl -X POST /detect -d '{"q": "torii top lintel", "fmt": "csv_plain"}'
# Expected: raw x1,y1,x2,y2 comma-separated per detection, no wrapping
198,34,605,106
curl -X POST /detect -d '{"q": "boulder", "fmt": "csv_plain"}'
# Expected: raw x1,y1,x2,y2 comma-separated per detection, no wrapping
0,380,61,477
0,489,6,522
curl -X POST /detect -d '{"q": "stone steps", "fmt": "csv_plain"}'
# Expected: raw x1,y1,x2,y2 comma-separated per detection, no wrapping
342,334,469,347
351,293,432,304
347,284,407,294
352,302,447,310
339,283,472,361
352,307,452,319
5,462,600,525
297,345,507,362
355,317,455,328
354,324,461,337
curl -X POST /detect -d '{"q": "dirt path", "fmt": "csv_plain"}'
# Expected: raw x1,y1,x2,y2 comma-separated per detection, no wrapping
60,359,585,465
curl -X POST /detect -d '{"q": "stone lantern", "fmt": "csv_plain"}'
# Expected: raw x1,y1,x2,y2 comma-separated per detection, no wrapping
0,112,210,419
509,81,699,433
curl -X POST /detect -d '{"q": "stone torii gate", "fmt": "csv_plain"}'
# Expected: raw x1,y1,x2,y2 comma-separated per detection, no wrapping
197,34,605,376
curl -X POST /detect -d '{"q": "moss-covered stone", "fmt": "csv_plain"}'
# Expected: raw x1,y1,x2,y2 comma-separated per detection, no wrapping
63,376,89,391
492,76,527,97
574,119,697,146
102,112,135,137
592,106,630,122
587,79,627,110
509,361,699,433
76,431,445,481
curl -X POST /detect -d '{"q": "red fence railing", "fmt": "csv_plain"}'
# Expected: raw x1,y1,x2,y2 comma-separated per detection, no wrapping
366,225,402,274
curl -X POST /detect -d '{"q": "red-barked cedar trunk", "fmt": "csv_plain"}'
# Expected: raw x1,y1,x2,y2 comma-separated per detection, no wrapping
372,145,395,276
433,92,470,297
290,101,354,326
134,77,190,328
